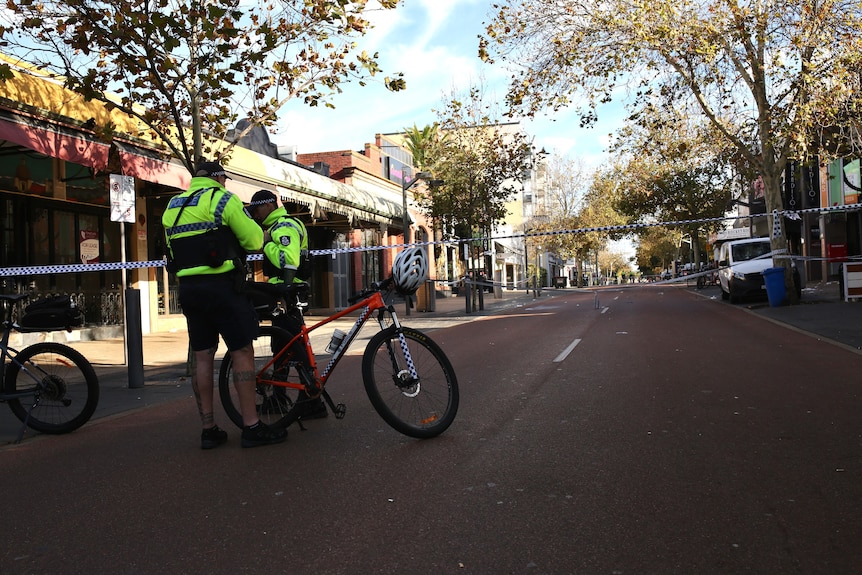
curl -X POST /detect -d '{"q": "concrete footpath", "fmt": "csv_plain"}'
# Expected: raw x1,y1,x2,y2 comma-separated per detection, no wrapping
2,281,860,443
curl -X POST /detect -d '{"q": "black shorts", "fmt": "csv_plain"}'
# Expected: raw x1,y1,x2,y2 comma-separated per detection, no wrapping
178,274,260,352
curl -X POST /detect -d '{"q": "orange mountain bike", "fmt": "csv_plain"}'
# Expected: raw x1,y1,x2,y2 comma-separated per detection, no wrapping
217,276,459,439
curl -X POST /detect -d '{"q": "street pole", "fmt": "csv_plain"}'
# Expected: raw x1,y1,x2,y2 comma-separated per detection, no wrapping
401,171,431,316
402,171,431,245
524,225,530,293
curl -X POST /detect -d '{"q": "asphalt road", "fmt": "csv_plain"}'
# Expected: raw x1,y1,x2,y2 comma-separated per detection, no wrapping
3,287,862,574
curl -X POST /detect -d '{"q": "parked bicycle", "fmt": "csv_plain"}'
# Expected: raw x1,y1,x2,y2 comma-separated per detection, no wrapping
0,293,100,442
217,247,459,439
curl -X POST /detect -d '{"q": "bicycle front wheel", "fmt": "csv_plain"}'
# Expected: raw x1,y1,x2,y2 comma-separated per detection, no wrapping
6,342,100,434
362,326,458,439
218,325,301,429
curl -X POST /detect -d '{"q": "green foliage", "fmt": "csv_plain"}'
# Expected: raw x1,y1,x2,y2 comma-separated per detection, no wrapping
610,117,734,267
402,123,439,171
416,86,533,240
532,154,588,260
480,0,862,263
527,263,547,287
0,0,404,171
634,226,679,274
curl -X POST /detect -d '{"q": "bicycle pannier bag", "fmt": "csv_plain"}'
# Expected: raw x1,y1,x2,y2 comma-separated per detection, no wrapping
19,295,84,332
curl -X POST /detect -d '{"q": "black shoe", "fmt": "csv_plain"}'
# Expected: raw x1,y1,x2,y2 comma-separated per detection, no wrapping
201,425,228,450
300,399,328,420
241,420,287,448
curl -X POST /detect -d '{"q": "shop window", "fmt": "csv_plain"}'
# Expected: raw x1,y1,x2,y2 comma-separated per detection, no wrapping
101,219,122,289
54,210,76,263
54,210,76,292
360,228,381,285
1,199,14,267
31,206,50,265
79,213,101,294
63,162,108,205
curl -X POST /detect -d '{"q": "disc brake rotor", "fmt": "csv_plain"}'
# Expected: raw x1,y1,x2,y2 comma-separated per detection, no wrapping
396,370,420,397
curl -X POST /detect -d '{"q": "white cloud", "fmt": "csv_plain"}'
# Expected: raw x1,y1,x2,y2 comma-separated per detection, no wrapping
272,0,625,173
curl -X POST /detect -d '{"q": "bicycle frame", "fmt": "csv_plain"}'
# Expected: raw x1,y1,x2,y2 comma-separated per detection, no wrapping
257,289,408,393
219,278,459,439
0,304,37,402
0,346,30,401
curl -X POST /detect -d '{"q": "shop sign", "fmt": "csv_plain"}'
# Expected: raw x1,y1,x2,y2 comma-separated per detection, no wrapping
110,174,136,223
80,230,99,263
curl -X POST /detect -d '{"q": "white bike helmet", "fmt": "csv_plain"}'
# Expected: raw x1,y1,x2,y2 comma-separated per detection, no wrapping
392,247,428,295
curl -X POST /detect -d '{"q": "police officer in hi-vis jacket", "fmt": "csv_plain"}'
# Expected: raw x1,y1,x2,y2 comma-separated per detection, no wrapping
162,161,287,449
247,189,326,419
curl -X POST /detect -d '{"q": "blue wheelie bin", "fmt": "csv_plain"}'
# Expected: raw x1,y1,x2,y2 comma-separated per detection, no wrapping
762,267,787,307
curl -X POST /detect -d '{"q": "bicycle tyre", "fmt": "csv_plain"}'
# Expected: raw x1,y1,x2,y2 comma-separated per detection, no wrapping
218,325,301,429
6,342,100,434
361,326,458,439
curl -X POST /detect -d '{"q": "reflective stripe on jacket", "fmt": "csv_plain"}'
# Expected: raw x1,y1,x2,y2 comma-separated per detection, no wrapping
261,206,307,284
162,176,263,277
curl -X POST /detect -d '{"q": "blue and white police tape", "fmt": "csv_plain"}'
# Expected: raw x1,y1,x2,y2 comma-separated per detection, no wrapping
2,204,860,277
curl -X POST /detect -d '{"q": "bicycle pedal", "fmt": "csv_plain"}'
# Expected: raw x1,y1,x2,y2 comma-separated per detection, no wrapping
334,403,346,420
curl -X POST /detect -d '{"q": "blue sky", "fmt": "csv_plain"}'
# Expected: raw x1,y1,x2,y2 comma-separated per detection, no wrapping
275,0,626,170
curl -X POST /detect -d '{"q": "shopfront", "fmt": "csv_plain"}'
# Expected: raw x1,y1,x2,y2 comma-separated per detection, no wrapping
0,65,410,334
0,136,128,330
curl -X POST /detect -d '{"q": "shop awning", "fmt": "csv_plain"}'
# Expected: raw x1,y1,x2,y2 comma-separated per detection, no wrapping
247,151,404,225
226,171,276,204
114,140,189,190
0,108,109,170
114,142,274,203
114,138,404,224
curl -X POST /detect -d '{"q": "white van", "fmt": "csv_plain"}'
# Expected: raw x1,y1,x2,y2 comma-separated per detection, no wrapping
717,237,801,303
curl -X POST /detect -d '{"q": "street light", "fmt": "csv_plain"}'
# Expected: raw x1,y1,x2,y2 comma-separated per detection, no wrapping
402,171,432,244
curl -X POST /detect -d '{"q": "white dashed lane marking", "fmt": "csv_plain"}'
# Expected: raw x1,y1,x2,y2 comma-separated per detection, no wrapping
553,338,582,363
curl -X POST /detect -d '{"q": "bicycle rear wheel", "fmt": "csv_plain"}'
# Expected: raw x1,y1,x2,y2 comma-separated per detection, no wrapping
218,325,301,429
6,342,100,434
362,326,458,439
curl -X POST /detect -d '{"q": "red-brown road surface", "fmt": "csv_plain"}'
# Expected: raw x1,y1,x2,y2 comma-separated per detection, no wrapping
3,286,862,574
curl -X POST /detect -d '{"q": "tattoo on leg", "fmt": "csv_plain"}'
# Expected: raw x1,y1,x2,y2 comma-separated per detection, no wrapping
201,412,214,427
234,369,255,385
191,375,204,421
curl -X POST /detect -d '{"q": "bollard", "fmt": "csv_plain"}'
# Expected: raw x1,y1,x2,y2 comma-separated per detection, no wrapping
124,288,145,389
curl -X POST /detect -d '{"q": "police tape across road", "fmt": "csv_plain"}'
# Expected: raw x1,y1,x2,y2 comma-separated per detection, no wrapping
1,203,860,278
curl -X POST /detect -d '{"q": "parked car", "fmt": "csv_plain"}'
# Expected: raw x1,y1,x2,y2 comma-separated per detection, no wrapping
717,237,801,303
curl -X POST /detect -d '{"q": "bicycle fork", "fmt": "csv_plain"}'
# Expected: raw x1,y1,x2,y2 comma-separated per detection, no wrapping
378,311,420,393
